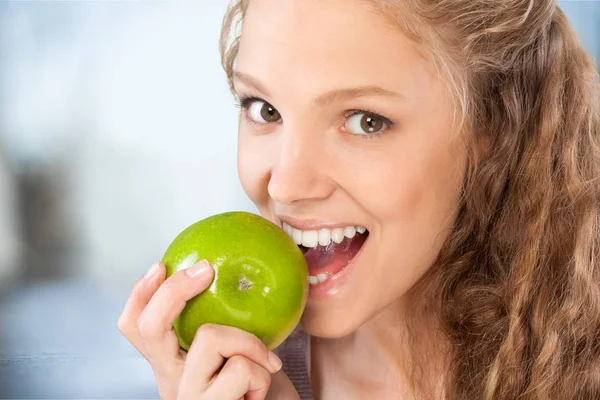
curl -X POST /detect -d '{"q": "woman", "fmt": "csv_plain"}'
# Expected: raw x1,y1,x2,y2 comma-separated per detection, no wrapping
118,0,600,398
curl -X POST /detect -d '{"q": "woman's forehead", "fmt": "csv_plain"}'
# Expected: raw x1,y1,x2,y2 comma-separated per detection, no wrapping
236,0,433,105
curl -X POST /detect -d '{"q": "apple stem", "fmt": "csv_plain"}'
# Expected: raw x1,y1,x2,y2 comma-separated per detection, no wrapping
238,276,253,291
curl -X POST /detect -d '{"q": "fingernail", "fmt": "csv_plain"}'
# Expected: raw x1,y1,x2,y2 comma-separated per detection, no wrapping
268,351,282,372
185,260,211,279
145,262,160,279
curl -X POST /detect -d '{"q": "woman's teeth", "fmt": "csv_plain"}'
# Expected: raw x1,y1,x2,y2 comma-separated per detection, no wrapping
282,222,367,248
308,273,329,285
282,222,368,286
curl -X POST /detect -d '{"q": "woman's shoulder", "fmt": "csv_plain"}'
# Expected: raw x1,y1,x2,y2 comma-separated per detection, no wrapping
273,325,314,400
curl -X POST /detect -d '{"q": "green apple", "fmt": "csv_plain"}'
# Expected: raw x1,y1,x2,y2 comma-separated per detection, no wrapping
162,211,308,351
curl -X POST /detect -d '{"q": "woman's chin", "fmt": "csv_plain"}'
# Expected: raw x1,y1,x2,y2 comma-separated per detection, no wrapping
299,308,364,340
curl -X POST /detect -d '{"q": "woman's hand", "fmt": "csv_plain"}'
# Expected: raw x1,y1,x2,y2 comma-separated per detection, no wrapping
117,260,297,400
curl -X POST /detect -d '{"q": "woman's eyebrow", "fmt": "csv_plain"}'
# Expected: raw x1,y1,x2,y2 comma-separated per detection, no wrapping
314,86,406,107
234,71,271,97
233,71,406,105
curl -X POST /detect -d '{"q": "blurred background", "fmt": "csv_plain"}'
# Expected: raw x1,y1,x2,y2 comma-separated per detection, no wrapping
0,1,598,398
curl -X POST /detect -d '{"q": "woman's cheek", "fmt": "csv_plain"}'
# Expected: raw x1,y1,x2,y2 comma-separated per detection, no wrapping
237,136,272,207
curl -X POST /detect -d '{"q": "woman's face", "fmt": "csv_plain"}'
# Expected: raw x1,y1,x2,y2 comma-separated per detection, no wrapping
234,0,467,338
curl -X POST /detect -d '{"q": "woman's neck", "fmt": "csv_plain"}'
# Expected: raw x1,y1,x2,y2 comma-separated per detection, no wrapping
310,297,448,400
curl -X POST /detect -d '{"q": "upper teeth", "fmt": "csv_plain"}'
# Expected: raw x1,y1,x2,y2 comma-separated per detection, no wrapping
282,222,367,248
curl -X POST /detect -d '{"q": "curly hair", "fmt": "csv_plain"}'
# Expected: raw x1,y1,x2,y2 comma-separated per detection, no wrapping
219,1,600,398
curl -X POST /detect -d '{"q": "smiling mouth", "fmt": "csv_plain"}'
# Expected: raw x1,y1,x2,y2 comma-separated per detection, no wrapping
282,223,369,286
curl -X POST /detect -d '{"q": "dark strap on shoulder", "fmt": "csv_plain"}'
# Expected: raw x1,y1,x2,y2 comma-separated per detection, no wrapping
274,326,314,400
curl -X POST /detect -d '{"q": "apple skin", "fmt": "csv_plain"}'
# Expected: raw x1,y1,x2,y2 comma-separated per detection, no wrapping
162,211,309,351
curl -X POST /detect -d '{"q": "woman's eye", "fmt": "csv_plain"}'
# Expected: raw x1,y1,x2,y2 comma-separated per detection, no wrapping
344,112,388,135
247,101,281,124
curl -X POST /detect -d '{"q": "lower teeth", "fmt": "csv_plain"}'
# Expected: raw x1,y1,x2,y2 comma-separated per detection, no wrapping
309,273,329,285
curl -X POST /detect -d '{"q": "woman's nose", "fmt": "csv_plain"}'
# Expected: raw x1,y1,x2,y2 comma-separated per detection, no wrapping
267,132,335,205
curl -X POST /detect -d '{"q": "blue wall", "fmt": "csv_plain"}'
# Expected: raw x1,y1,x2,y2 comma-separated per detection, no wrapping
559,1,600,65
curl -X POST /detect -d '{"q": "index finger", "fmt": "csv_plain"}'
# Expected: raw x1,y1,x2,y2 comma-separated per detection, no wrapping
117,262,167,356
137,260,215,362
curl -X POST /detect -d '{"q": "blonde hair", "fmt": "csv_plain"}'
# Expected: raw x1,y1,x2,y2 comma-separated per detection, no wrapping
219,1,600,398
